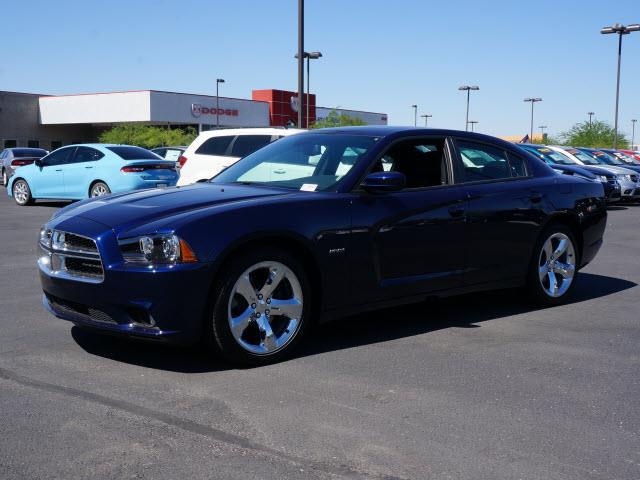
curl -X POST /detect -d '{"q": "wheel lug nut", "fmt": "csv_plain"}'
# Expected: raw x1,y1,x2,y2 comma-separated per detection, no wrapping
256,312,261,317
266,298,271,304
265,309,270,315
258,294,263,300
251,303,256,309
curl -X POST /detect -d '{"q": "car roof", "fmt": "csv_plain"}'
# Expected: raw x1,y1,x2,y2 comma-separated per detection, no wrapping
195,128,305,140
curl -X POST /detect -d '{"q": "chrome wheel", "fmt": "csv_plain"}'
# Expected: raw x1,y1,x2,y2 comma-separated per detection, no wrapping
90,183,109,197
538,232,576,298
13,180,29,205
2,170,7,187
228,261,304,355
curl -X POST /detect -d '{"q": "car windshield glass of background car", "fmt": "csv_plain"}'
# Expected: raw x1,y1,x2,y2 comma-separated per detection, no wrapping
212,133,379,191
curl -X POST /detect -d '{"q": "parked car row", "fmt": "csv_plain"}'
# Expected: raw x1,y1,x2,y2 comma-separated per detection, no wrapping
2,129,307,205
518,144,640,204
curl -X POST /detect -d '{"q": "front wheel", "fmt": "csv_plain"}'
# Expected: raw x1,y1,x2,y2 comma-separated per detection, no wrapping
207,248,312,366
2,169,7,187
12,179,33,206
90,182,111,197
526,226,578,305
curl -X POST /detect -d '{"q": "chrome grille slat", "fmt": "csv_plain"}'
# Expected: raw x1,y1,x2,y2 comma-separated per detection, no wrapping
39,229,104,283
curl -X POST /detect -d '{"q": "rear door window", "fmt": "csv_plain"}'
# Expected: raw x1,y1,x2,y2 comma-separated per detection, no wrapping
72,146,104,163
230,135,272,157
195,136,234,156
106,146,160,160
456,140,528,182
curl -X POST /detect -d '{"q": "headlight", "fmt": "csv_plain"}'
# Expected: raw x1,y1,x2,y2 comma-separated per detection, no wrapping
119,234,197,264
39,227,52,248
598,175,609,182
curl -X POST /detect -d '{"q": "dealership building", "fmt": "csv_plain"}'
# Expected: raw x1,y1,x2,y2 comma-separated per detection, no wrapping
0,89,387,151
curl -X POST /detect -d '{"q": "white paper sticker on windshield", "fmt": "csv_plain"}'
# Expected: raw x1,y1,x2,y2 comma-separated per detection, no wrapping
300,183,318,192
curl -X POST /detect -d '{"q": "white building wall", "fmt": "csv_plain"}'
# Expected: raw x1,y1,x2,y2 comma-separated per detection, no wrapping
39,91,151,124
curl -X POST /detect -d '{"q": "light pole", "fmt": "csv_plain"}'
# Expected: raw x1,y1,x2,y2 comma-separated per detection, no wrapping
632,119,637,149
524,97,542,143
587,111,595,125
410,104,417,126
539,125,547,142
295,51,323,128
216,78,225,128
601,23,640,148
468,120,478,132
420,114,432,127
297,0,304,129
458,85,479,131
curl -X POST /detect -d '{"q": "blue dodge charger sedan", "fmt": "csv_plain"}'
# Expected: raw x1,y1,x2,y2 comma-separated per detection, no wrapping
8,144,178,205
38,127,607,365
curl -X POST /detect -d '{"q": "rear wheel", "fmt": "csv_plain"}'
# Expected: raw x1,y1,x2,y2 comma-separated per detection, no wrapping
526,225,578,305
12,179,33,206
206,247,311,366
90,182,111,197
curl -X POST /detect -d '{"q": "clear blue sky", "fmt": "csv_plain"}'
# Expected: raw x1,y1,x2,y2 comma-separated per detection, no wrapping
2,0,639,138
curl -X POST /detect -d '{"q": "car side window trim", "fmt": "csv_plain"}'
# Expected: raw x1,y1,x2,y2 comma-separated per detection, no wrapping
352,135,457,193
449,136,533,185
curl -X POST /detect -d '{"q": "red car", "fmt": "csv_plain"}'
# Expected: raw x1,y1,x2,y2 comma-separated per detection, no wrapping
621,150,640,162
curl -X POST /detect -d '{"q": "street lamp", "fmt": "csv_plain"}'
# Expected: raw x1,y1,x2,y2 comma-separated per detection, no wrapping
587,111,595,125
539,125,547,142
601,22,640,148
524,97,542,143
410,104,417,126
294,51,323,128
420,114,432,127
458,85,479,131
632,119,637,149
468,120,478,132
297,0,304,129
216,78,225,128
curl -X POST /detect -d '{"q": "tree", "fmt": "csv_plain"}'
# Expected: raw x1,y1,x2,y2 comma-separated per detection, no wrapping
312,110,366,129
560,120,629,149
98,124,197,148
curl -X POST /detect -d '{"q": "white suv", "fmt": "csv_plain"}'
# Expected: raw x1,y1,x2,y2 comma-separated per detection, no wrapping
177,128,303,186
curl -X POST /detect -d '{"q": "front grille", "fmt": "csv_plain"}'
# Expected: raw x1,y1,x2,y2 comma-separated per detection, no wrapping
46,293,116,324
38,230,104,283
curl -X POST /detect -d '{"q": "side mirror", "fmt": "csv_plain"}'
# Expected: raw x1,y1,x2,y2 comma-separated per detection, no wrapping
34,159,43,168
360,171,406,193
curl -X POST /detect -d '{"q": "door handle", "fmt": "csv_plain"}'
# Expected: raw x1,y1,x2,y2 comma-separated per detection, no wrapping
85,166,93,169
55,169,62,172
529,191,542,203
273,169,286,174
448,206,465,218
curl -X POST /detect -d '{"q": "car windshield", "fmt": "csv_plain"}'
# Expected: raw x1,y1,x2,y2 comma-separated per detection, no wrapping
13,148,47,158
524,146,575,165
586,150,625,166
212,133,379,191
571,149,601,165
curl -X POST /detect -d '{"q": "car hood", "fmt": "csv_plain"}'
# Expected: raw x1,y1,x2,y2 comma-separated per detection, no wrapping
573,165,617,177
580,164,637,175
51,183,291,232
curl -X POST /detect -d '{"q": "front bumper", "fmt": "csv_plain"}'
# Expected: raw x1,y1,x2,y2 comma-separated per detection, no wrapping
603,181,621,203
38,216,212,344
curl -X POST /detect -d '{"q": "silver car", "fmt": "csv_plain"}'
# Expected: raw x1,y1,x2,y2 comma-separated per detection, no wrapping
548,146,640,200
1,147,48,187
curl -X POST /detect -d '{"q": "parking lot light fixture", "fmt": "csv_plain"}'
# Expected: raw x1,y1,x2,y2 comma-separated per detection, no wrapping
216,78,225,128
601,23,639,148
524,98,542,143
587,112,595,125
458,85,479,131
468,120,478,132
294,51,323,128
410,105,417,126
632,119,637,149
539,125,547,140
420,114,432,127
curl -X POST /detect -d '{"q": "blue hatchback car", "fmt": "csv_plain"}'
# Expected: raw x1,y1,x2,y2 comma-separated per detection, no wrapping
8,144,178,205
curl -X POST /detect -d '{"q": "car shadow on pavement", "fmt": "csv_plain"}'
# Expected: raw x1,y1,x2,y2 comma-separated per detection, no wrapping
71,272,636,372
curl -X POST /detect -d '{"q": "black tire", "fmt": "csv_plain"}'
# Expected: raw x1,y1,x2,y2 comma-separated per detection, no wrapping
205,247,313,366
89,181,111,197
526,224,578,306
12,179,34,206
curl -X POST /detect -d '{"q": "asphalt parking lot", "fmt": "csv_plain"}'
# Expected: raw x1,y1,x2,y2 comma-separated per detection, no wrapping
0,191,639,480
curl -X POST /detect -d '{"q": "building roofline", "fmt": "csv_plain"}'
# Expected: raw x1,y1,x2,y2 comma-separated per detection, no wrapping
317,105,387,116
0,90,49,96
38,89,269,104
